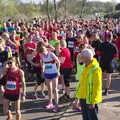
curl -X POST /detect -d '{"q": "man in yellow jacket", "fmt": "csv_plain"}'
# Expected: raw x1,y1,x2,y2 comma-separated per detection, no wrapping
78,48,102,120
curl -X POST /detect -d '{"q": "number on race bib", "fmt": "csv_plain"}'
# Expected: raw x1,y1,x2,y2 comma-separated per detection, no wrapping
6,81,16,91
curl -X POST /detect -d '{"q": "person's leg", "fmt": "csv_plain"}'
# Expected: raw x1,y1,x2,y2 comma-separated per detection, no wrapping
80,99,89,120
72,99,81,112
52,78,59,107
45,80,54,109
34,84,39,93
58,75,65,93
3,99,13,120
104,62,113,95
34,83,39,98
87,105,98,120
15,99,21,120
41,82,46,96
104,73,112,95
37,71,45,96
64,68,72,98
59,78,70,101
33,73,39,98
106,73,112,89
3,98,9,114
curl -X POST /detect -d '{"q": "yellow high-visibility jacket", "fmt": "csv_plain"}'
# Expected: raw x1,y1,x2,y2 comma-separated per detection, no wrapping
78,58,102,104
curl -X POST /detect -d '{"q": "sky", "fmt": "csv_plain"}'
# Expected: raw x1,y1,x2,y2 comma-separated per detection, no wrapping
21,0,120,4
89,0,120,2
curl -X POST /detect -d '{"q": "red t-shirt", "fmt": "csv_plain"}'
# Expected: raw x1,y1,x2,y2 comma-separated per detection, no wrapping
5,69,21,95
60,48,73,68
24,41,36,49
34,52,42,70
24,41,36,57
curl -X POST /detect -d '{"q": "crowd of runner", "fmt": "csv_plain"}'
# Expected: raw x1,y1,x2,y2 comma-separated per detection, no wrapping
0,17,120,120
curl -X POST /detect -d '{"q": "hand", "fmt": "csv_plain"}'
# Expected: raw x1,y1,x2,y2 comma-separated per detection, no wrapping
88,104,95,109
21,95,26,102
58,72,60,77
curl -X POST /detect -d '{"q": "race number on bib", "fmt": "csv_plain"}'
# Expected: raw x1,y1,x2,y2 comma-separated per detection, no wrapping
6,81,16,90
45,65,52,69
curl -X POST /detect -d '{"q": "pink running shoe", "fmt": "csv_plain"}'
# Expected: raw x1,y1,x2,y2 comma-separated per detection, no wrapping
45,102,54,109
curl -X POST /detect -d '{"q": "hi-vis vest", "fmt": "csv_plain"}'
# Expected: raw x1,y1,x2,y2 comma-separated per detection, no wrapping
86,65,99,104
75,61,102,104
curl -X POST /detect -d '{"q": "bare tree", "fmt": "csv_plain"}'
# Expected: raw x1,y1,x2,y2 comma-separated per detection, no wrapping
53,0,57,22
64,0,67,19
46,0,50,22
80,0,87,18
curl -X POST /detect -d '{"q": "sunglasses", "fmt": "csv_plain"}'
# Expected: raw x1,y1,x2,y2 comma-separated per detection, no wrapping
7,62,13,65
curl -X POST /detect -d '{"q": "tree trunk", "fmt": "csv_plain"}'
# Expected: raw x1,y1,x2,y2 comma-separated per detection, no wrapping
80,0,87,18
64,0,67,19
46,0,50,22
54,0,57,22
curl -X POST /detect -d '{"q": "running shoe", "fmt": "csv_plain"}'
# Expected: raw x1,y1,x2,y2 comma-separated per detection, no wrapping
52,107,59,113
72,106,81,112
45,102,54,109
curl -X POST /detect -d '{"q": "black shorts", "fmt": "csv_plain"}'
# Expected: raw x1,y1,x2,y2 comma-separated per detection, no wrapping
100,61,113,73
26,62,35,73
4,93,20,101
36,69,45,85
60,68,72,87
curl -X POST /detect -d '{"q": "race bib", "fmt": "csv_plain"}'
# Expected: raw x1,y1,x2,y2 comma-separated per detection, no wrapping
45,64,52,70
6,81,16,91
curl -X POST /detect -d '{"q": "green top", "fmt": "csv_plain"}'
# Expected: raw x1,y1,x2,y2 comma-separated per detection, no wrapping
49,40,59,47
0,24,2,29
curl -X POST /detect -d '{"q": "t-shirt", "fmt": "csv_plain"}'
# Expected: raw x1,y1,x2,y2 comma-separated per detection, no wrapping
91,40,102,60
41,52,58,74
66,37,76,51
49,40,59,47
24,42,36,50
60,48,73,68
98,41,118,63
24,42,36,57
33,52,42,70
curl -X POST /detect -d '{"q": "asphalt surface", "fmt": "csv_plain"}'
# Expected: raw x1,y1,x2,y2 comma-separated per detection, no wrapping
0,73,120,120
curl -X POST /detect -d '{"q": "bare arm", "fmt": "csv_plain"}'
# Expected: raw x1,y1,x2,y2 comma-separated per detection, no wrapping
8,39,17,47
51,52,60,72
26,52,40,67
19,69,26,97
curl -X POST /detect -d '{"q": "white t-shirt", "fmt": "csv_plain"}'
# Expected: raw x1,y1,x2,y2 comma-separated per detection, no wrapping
41,52,58,74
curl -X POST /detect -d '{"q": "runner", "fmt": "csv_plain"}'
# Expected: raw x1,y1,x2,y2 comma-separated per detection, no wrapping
0,57,26,120
37,42,60,112
59,40,73,101
97,33,118,95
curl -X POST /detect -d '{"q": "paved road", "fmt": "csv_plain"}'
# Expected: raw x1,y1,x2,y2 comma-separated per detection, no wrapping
0,73,120,120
